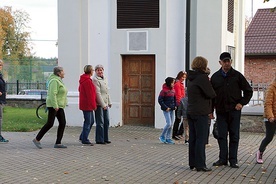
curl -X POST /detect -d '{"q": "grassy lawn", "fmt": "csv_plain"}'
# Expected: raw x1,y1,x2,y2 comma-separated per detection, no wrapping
3,106,46,132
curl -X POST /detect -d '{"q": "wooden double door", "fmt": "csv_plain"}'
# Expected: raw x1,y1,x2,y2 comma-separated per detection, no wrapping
122,55,155,126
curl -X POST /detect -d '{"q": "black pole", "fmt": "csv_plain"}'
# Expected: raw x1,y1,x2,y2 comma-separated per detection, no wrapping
16,80,19,95
185,0,191,72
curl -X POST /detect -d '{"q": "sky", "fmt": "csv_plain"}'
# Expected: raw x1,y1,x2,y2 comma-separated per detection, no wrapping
1,0,57,58
0,0,275,58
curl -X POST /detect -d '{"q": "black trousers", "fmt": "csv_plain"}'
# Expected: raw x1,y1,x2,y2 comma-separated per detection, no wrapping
36,107,66,144
188,114,209,168
172,110,184,137
216,110,241,165
259,120,276,152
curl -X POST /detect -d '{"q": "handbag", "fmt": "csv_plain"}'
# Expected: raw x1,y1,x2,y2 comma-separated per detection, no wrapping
213,121,219,139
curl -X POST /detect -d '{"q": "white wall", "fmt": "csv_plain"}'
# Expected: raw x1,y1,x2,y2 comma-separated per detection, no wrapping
190,0,245,76
58,0,83,126
58,0,245,128
190,0,222,75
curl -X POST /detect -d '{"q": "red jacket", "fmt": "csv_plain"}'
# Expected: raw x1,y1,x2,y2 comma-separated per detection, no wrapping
174,80,185,106
78,74,97,111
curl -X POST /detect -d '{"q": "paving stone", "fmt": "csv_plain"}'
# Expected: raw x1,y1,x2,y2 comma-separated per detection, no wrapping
0,126,275,184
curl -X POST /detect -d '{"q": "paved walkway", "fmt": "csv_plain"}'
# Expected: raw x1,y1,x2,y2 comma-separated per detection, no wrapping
0,126,276,184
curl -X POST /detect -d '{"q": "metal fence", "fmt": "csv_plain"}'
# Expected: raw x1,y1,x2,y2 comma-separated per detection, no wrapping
6,80,46,95
5,81,270,105
248,83,269,106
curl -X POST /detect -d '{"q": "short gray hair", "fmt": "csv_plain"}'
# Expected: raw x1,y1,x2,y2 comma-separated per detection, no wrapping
95,64,104,71
53,66,63,76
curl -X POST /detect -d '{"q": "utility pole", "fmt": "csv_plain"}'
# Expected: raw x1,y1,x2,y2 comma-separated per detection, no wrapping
251,0,253,18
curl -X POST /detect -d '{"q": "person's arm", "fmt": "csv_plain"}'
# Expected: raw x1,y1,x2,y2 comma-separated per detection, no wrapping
200,74,216,99
264,84,275,122
174,82,181,106
92,78,106,108
48,80,59,110
239,74,253,106
158,90,169,111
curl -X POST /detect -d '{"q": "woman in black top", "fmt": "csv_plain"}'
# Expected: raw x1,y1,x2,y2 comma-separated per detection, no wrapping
187,56,216,171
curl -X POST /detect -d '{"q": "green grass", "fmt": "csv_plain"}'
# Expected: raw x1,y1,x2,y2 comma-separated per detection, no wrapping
3,106,46,132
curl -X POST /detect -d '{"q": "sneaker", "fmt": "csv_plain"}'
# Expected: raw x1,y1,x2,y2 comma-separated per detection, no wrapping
54,144,67,148
32,139,42,149
185,140,189,145
0,135,9,143
159,136,166,143
256,150,263,164
166,139,175,144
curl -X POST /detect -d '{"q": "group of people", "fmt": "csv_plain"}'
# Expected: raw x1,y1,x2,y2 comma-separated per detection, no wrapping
0,52,275,173
158,52,276,172
32,64,112,149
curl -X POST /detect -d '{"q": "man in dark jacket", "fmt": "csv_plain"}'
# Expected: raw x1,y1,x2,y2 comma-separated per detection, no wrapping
211,52,253,168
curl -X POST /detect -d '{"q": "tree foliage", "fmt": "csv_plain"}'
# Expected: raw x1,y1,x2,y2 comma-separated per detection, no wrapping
0,6,31,61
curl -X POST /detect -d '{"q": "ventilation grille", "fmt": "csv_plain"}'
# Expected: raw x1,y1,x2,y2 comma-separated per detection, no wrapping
128,31,148,51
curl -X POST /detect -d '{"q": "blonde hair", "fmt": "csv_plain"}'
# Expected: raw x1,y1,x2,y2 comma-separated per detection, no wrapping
191,56,208,72
84,65,93,74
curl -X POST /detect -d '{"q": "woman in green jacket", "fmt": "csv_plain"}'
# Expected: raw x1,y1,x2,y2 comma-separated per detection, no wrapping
33,66,68,149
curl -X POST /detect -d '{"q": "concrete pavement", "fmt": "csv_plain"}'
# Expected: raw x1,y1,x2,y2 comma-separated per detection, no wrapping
0,126,276,184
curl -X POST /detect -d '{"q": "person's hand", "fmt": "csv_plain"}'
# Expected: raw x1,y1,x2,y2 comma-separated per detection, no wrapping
269,117,275,123
55,108,59,111
103,106,108,110
235,103,243,110
0,92,2,96
209,113,215,119
166,108,171,112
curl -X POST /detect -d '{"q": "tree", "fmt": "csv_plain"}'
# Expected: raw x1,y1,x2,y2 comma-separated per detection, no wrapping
0,6,32,61
0,7,14,59
263,0,276,11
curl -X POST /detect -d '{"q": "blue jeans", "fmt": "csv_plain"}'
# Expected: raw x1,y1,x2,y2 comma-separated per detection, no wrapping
188,114,209,168
160,110,174,140
216,110,241,164
80,111,94,143
95,106,110,143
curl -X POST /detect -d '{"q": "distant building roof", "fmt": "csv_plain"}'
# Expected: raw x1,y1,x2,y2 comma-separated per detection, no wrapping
245,8,276,56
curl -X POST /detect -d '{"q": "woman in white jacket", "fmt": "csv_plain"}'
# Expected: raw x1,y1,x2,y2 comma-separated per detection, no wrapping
92,64,112,144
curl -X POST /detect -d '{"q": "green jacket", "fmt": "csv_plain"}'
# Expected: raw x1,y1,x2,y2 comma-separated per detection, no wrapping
46,74,68,109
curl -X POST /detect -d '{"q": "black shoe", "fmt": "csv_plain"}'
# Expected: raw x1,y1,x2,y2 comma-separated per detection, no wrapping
196,167,212,172
96,142,106,144
213,160,228,166
230,163,239,168
105,141,111,144
190,166,195,170
82,141,94,146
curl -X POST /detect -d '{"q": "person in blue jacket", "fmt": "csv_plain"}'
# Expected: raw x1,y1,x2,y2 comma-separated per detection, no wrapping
158,77,176,144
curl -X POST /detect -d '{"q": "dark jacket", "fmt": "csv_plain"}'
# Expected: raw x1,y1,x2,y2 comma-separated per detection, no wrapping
210,67,253,113
158,84,176,111
177,96,188,119
0,73,6,104
187,70,216,115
